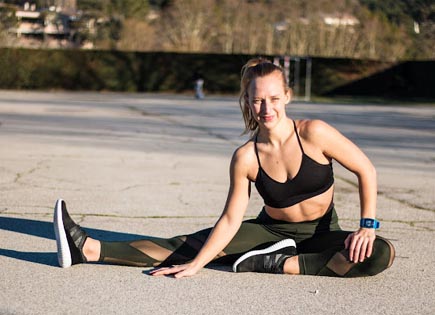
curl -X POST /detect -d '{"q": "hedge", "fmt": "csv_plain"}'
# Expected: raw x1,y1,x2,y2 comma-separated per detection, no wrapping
1,48,432,99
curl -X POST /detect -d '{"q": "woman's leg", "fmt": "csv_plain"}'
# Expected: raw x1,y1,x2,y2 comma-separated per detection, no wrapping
55,199,284,268
295,231,395,277
231,207,395,277
96,229,210,267
97,217,284,267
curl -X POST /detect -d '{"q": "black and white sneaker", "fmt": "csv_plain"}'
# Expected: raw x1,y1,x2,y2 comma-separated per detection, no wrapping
53,199,88,268
233,239,297,273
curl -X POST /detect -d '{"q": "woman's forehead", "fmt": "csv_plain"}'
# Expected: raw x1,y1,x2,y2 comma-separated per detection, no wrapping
249,72,285,94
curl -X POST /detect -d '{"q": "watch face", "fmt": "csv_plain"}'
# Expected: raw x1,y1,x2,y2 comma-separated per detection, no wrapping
361,218,379,229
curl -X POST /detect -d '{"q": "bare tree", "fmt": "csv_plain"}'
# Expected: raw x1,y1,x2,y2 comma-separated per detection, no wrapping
108,0,422,60
117,18,157,52
160,0,216,52
213,0,245,54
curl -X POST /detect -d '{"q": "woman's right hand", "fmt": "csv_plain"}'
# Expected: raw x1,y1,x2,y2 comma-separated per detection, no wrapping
150,146,251,279
149,262,202,279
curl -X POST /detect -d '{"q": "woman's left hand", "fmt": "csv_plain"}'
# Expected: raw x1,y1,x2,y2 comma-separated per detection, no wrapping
149,262,201,278
344,228,376,263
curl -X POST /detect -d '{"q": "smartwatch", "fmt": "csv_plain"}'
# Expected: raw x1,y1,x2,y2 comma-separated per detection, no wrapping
360,218,380,229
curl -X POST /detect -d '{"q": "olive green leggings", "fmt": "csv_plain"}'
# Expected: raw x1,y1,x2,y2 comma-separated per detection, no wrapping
99,205,395,277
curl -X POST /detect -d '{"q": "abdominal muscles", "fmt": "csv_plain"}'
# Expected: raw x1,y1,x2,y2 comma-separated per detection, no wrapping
265,185,334,222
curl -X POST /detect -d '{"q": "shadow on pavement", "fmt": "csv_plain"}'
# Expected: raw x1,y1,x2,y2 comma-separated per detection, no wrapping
0,249,58,267
1,217,235,272
0,216,149,266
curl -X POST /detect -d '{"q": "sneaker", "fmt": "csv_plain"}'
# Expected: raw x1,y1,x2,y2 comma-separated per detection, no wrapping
53,199,88,268
232,239,297,273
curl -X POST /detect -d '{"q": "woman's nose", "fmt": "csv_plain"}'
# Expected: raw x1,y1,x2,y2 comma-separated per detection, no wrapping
261,100,272,112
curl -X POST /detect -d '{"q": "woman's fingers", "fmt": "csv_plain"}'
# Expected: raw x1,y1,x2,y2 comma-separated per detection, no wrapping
358,238,368,262
346,229,376,262
150,263,199,278
150,265,185,276
349,233,359,262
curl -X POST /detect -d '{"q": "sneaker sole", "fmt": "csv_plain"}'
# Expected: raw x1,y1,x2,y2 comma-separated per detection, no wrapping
53,199,72,268
232,239,296,273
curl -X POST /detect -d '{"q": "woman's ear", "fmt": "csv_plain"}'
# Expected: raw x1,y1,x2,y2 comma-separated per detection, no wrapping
285,88,292,104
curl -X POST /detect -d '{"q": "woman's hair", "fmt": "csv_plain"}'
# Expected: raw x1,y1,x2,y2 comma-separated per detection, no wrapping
239,57,289,135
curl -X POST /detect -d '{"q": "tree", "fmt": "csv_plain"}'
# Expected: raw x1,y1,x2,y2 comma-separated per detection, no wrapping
159,0,216,52
109,0,149,19
116,18,156,51
0,3,17,47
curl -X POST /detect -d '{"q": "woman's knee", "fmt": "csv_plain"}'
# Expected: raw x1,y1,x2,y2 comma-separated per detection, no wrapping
344,236,395,277
374,236,395,269
362,236,395,276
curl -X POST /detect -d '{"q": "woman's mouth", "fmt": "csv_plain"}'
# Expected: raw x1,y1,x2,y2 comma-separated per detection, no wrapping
261,115,274,122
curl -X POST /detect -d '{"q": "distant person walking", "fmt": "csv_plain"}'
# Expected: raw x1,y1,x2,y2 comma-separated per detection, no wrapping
193,71,204,99
54,58,395,278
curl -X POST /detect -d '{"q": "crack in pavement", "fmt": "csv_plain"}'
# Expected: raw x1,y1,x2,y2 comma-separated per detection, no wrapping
14,167,37,184
1,182,96,192
4,211,434,231
11,160,49,185
339,217,435,228
126,105,240,146
3,211,220,219
335,175,435,213
120,184,147,192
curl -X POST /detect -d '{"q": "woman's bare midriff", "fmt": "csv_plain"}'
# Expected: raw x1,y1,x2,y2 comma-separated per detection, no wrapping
264,185,334,222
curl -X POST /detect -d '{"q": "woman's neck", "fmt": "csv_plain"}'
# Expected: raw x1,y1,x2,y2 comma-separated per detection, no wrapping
257,117,293,147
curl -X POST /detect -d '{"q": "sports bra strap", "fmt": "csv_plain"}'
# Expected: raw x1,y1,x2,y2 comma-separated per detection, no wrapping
255,121,304,168
254,134,262,168
293,120,305,154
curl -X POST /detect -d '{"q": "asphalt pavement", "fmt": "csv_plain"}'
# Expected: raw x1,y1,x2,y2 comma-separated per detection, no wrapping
0,90,434,315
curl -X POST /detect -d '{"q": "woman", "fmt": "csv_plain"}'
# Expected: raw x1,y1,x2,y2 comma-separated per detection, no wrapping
54,58,395,278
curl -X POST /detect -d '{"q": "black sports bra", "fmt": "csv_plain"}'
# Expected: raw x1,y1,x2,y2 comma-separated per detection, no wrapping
254,121,334,208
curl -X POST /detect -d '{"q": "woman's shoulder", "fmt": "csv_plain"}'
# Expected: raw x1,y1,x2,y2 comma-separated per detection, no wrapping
296,119,335,140
230,138,258,179
233,138,256,163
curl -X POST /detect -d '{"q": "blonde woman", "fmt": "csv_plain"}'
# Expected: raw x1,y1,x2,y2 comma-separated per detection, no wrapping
54,58,395,278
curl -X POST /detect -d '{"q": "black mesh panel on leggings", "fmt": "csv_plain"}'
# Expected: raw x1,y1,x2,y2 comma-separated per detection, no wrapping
298,236,395,277
99,228,211,267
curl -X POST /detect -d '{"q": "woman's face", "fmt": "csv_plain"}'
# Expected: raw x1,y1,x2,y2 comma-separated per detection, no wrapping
247,71,291,130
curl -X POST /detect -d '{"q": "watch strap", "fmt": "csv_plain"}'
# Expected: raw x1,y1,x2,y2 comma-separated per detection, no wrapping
360,218,380,229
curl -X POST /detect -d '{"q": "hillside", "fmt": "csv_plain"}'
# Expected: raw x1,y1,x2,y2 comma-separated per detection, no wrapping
0,0,433,60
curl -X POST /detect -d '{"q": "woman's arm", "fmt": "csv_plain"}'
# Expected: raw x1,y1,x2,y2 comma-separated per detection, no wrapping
151,147,252,278
304,120,377,263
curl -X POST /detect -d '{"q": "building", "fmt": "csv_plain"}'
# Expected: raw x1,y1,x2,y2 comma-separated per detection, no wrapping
323,13,360,27
6,1,80,48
